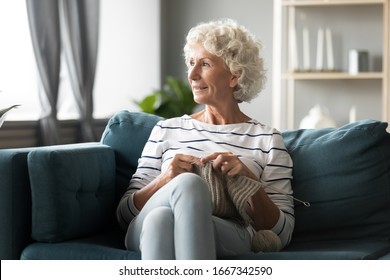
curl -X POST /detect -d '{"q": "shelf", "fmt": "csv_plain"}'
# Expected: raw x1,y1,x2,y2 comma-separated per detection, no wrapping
273,0,389,130
282,0,385,6
282,72,384,80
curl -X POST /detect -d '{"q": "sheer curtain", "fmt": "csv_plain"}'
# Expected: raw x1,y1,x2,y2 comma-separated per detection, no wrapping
61,0,99,142
26,0,99,145
26,0,61,145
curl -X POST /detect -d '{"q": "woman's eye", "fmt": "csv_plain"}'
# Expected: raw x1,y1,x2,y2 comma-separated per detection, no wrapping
187,60,210,68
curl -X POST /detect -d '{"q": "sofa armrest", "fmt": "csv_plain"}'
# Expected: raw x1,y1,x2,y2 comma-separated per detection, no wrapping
27,143,116,243
0,143,116,259
0,148,35,259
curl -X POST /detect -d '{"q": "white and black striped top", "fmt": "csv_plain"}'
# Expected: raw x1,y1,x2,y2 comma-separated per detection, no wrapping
117,115,295,248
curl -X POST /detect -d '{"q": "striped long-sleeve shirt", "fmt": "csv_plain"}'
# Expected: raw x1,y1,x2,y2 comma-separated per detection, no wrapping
116,115,295,248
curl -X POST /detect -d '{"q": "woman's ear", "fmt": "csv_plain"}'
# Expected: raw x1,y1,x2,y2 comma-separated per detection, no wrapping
229,74,239,88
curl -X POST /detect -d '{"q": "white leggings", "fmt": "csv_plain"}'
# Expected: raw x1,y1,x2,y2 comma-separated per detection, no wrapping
125,173,252,260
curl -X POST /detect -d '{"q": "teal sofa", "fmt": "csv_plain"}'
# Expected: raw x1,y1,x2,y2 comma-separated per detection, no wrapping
1,110,390,260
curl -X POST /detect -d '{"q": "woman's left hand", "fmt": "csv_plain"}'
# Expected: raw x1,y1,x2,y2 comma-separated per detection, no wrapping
200,152,257,180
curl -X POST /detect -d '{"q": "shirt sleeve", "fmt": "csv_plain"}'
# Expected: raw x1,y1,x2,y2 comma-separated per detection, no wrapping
262,130,295,248
116,122,164,230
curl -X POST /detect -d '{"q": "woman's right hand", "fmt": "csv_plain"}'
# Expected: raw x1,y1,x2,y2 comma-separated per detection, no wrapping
159,153,201,185
133,154,201,210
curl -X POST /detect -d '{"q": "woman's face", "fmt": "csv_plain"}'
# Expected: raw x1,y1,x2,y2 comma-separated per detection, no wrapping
187,44,238,106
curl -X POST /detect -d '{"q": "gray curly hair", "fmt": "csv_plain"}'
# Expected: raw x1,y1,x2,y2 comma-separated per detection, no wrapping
184,19,266,103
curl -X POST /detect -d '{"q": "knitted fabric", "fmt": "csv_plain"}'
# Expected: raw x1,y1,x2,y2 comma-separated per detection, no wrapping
192,163,283,252
192,162,260,226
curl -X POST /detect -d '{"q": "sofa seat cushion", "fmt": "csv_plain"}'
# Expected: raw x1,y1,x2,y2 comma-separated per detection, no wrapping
226,240,390,260
20,230,141,260
282,120,390,242
28,143,116,243
23,235,388,260
379,253,390,260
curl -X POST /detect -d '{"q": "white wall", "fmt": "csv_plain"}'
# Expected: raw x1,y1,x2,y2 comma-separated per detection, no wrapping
93,0,161,118
162,0,274,125
0,1,40,120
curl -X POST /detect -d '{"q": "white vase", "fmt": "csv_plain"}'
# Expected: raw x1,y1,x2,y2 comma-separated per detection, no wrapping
299,105,337,129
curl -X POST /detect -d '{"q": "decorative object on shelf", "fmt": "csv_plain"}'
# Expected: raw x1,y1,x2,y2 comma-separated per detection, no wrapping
325,28,335,71
134,76,197,118
289,14,299,72
349,106,357,123
299,104,337,129
348,49,369,74
315,28,324,72
302,27,310,72
301,26,334,73
315,27,335,72
287,5,299,72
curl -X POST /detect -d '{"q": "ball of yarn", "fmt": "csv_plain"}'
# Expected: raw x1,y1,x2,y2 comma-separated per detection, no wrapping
252,230,282,252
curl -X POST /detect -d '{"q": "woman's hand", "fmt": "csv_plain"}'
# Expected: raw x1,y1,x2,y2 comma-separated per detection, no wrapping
134,153,201,211
201,152,280,230
200,152,257,180
159,153,201,185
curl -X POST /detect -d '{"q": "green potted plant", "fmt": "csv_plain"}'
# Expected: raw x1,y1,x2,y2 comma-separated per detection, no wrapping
134,76,197,118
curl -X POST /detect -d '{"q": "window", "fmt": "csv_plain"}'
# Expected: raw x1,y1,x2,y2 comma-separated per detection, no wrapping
0,1,40,120
0,0,161,121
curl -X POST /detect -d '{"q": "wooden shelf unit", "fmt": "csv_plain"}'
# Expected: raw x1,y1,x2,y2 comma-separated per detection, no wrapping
273,0,390,130
282,72,384,80
281,0,386,7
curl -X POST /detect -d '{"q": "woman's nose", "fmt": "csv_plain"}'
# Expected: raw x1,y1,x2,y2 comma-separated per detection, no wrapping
188,64,200,80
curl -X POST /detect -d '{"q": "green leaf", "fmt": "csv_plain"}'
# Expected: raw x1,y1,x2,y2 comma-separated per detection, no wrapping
154,90,171,108
0,105,20,118
166,76,184,101
155,102,181,118
134,76,197,118
135,95,156,114
0,105,20,127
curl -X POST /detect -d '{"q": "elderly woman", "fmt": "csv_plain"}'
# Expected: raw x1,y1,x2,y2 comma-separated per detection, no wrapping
116,19,294,260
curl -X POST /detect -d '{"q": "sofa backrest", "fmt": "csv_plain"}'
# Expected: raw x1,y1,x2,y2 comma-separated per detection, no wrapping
283,120,390,242
101,111,163,201
102,111,390,242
